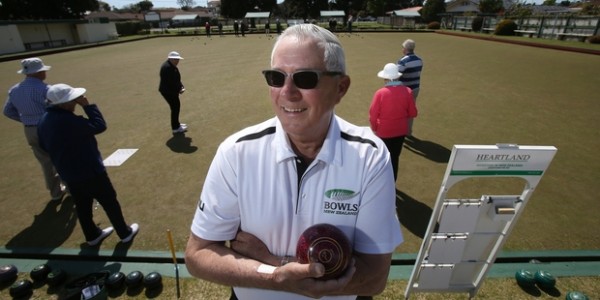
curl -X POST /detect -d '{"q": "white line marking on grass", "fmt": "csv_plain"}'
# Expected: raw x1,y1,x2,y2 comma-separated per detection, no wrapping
103,149,138,166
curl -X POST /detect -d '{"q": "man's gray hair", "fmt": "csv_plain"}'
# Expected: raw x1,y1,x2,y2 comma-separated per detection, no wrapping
402,39,416,51
271,24,346,74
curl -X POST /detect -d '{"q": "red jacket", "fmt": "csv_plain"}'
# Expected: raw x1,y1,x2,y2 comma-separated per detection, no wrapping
369,82,417,138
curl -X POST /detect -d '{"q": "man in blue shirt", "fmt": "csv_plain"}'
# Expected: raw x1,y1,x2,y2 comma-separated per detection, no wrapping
397,39,423,136
3,58,65,201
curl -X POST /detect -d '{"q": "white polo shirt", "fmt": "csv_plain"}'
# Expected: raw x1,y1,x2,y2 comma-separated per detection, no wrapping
191,115,403,300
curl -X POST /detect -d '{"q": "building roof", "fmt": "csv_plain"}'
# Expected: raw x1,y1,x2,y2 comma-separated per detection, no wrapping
244,12,271,18
320,10,346,17
85,11,142,21
172,14,199,20
390,7,422,17
89,8,213,21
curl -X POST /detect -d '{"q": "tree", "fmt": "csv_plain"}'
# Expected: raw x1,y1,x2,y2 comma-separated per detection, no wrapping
177,0,196,9
419,0,445,23
542,0,556,5
366,0,387,16
139,0,154,11
0,0,100,20
98,1,112,11
559,1,571,6
479,0,503,14
580,1,600,15
504,2,533,18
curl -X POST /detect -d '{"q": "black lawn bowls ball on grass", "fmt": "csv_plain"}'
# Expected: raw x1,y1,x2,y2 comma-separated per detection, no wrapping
125,271,144,288
296,223,352,280
9,279,33,298
515,269,535,287
143,271,162,289
534,270,556,289
566,291,589,300
0,264,18,284
30,263,52,282
106,271,125,290
46,268,67,287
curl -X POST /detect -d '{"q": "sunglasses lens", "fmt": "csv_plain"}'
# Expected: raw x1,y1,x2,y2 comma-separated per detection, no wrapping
264,70,285,87
293,71,319,89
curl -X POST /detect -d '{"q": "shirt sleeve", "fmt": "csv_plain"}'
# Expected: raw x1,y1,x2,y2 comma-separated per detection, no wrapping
3,98,20,122
354,137,403,254
191,140,241,241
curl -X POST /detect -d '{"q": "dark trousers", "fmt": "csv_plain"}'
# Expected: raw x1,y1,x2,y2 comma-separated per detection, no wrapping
68,172,130,241
160,92,181,130
382,136,406,181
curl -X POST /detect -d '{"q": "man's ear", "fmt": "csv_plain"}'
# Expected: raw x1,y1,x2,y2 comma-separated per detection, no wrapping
336,75,351,102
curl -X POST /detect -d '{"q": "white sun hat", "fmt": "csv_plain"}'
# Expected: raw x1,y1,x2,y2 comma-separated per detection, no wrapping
46,83,87,106
377,63,402,80
17,57,51,74
167,51,184,60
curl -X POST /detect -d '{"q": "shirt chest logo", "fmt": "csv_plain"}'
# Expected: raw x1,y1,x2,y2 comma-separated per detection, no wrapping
323,189,359,215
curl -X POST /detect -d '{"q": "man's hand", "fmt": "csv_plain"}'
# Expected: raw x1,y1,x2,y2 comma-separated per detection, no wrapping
75,95,89,106
273,259,356,298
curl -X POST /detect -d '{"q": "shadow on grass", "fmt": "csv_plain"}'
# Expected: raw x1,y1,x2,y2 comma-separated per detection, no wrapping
395,190,433,238
166,133,198,153
403,136,451,163
5,195,77,250
539,285,562,297
517,282,543,297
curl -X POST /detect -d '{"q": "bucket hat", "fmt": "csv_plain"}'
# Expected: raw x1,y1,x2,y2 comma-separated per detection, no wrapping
17,58,51,75
167,51,184,60
46,83,86,106
377,63,401,80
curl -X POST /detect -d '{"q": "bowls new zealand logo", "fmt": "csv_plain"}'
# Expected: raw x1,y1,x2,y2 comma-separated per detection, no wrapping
295,223,352,280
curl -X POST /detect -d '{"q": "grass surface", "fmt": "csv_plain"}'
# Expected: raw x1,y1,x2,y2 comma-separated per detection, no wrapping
0,32,599,298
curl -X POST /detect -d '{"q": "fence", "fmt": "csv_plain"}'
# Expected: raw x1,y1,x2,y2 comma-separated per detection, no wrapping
447,15,600,41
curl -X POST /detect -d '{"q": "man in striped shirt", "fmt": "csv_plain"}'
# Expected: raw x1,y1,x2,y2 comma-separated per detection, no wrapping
3,57,65,201
397,39,423,136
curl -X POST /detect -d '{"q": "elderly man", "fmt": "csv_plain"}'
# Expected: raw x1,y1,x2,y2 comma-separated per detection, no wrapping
38,83,139,246
397,39,423,137
159,51,187,134
3,57,65,201
185,24,403,299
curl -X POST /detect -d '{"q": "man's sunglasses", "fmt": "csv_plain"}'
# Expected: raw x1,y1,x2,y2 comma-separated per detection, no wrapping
262,69,343,89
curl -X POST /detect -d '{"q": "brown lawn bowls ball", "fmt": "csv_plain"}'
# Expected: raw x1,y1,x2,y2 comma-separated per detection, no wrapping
296,223,352,280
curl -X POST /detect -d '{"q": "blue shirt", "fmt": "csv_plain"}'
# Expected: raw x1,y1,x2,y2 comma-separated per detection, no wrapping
4,77,50,125
397,52,423,91
38,104,107,183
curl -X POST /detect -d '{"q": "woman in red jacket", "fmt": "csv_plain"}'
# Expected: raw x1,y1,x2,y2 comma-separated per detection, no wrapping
369,63,418,181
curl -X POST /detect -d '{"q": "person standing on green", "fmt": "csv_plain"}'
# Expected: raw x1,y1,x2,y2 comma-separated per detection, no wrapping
38,83,139,246
397,39,423,136
3,57,65,201
159,51,187,134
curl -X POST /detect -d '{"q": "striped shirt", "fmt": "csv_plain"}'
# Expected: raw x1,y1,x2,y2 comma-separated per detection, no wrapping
397,52,423,91
3,77,50,126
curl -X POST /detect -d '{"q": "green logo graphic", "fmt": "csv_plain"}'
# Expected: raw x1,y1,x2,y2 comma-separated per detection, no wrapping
325,189,357,201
